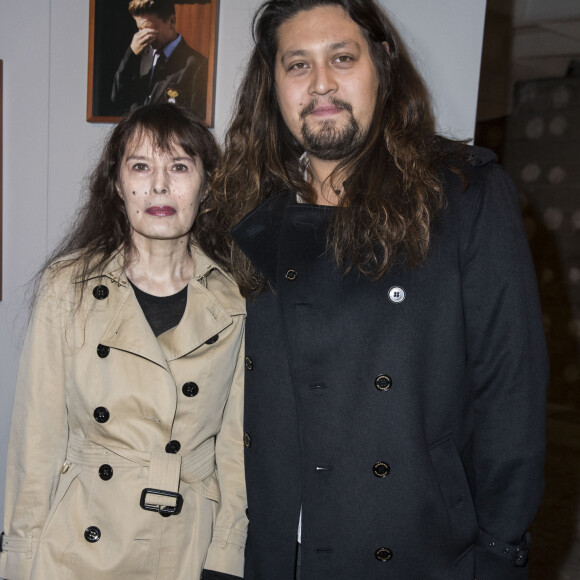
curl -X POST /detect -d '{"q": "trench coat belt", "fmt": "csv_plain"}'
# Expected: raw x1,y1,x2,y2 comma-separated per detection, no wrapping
65,433,218,508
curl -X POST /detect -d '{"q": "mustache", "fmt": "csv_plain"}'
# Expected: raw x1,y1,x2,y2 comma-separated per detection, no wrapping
300,98,353,119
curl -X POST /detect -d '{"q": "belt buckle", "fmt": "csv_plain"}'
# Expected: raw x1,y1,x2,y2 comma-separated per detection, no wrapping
140,488,183,517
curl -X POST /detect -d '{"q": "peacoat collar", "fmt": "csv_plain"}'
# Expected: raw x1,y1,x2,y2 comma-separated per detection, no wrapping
231,190,334,287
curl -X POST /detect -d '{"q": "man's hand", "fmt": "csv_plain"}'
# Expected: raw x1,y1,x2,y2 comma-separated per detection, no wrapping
130,28,157,55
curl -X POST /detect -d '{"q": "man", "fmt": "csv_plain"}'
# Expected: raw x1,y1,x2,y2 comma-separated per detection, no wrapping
111,0,207,120
212,1,549,579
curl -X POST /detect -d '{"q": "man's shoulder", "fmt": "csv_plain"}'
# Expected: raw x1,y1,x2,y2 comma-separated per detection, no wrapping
173,37,207,64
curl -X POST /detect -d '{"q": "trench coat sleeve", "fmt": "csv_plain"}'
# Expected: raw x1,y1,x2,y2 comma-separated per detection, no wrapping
0,274,70,580
203,326,248,577
460,164,549,579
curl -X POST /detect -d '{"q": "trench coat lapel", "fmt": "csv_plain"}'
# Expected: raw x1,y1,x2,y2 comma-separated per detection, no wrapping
157,280,233,361
84,250,170,372
99,283,171,372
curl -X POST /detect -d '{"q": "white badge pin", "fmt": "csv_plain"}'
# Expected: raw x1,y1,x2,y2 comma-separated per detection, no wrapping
388,286,406,304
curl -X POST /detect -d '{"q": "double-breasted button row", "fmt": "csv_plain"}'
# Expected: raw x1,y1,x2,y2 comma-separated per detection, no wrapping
93,407,110,423
182,382,199,397
84,526,101,543
165,440,181,454
375,547,392,561
92,285,109,300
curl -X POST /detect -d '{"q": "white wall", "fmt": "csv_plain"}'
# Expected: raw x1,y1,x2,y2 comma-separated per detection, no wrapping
0,0,486,526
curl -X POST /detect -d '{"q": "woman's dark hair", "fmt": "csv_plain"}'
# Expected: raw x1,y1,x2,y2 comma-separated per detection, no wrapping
211,0,468,296
35,103,220,303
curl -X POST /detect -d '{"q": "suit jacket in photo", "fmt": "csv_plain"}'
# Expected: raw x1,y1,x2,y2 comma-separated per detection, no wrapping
111,37,208,121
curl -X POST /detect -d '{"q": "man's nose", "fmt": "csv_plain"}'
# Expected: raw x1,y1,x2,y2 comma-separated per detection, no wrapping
310,63,337,96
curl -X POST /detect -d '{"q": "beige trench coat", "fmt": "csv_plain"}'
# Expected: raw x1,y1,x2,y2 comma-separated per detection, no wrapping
0,246,247,580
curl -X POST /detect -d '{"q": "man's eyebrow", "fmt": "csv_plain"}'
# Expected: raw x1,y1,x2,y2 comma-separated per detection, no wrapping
280,41,361,64
280,49,308,66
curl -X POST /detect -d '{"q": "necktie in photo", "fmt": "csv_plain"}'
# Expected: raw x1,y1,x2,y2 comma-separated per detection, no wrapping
149,50,166,89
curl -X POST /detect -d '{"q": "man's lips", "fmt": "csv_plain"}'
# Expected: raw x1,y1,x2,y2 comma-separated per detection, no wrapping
309,105,344,117
145,206,176,217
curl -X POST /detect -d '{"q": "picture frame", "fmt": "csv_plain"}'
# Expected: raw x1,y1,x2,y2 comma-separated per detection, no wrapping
0,59,3,301
87,0,219,127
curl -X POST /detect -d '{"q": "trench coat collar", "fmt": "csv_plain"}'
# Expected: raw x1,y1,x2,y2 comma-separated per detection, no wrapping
79,245,240,368
157,245,240,361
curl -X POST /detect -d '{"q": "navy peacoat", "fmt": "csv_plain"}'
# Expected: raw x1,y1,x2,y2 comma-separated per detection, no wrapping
231,148,549,580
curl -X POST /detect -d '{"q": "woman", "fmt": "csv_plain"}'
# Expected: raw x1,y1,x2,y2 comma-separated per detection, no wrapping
0,104,247,580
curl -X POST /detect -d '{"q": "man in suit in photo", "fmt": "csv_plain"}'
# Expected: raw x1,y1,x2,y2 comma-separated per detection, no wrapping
111,0,207,120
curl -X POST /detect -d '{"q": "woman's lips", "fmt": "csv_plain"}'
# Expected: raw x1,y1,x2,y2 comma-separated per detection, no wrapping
145,206,176,217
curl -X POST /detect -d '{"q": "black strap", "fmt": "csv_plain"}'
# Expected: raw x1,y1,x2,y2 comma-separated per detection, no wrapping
478,530,530,567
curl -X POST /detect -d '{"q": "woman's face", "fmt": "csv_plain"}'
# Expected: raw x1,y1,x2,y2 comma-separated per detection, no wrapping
116,132,204,246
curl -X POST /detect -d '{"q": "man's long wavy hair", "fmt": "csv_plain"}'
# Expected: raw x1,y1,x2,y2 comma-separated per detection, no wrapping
210,0,468,297
34,104,219,306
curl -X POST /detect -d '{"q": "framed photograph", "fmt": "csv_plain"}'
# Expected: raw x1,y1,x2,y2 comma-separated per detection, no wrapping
87,0,219,126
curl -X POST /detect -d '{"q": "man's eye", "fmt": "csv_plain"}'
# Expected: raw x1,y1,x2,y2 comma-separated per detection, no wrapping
289,62,307,71
335,55,353,64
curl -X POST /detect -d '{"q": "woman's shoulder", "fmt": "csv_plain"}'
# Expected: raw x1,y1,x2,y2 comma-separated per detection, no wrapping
191,244,246,315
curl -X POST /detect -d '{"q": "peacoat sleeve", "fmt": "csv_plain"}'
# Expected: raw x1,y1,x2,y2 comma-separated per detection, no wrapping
203,324,248,577
0,270,70,580
459,161,549,579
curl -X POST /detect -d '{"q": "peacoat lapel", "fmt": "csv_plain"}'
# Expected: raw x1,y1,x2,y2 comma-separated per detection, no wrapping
231,190,291,286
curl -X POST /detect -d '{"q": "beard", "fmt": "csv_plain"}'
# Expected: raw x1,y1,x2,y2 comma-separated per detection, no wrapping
299,98,362,161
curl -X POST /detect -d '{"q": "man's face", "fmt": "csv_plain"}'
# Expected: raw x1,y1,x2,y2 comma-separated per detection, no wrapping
274,5,380,161
134,13,176,49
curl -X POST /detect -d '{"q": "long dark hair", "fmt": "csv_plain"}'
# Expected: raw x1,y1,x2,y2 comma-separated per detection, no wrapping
35,103,220,303
210,0,468,296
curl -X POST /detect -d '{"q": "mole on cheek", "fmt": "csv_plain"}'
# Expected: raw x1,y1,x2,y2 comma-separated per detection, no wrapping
132,191,136,195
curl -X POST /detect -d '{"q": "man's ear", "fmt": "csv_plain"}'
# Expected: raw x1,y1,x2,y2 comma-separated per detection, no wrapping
170,14,176,30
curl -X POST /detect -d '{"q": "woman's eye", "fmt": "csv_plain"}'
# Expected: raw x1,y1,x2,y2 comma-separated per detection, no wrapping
172,163,188,172
132,163,148,171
